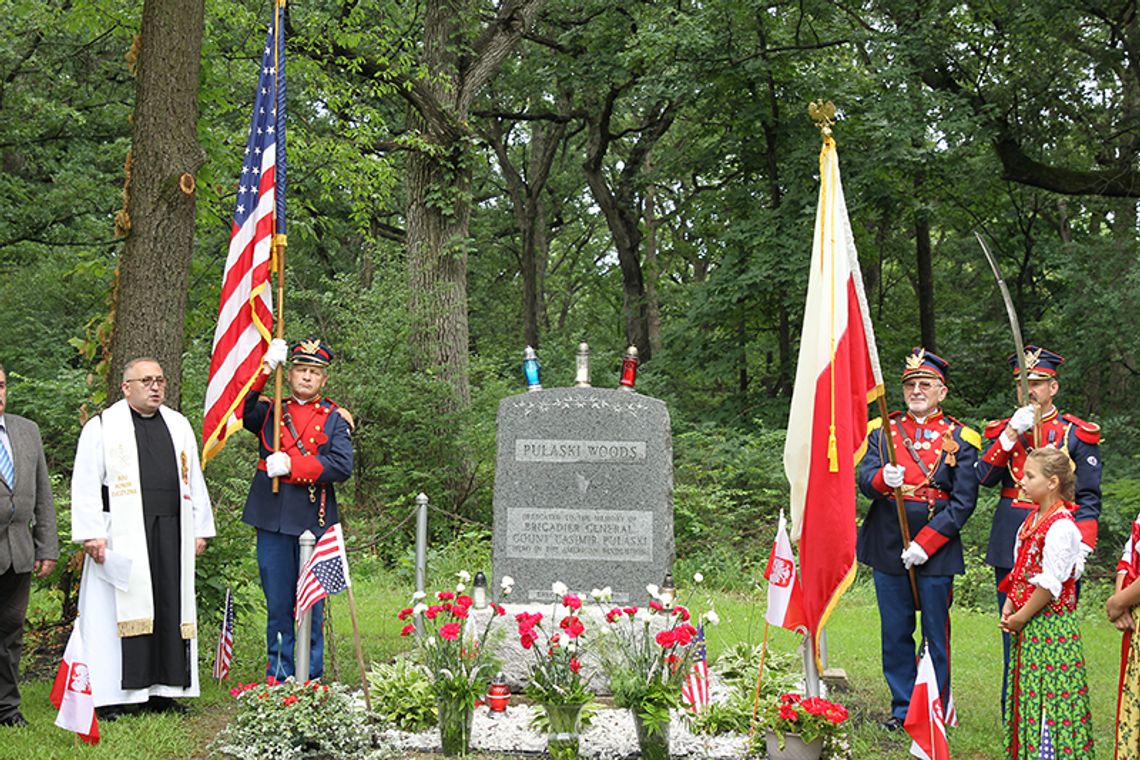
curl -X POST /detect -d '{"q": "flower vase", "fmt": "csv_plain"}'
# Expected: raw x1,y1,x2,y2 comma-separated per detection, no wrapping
437,696,474,756
764,729,823,760
543,702,585,759
632,711,670,760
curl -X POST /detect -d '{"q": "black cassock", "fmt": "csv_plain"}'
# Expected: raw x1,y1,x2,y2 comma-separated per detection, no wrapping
120,409,190,690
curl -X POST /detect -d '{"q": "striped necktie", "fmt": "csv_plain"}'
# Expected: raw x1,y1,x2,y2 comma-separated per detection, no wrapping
0,425,13,489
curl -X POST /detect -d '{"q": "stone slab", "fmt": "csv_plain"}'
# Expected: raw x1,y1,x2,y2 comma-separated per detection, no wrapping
491,387,674,605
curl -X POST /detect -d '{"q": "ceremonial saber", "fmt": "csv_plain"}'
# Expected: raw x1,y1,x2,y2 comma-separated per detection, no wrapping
976,232,1038,447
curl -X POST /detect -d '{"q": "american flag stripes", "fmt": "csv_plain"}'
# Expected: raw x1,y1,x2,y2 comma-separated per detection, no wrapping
202,6,286,465
212,588,235,680
295,523,352,619
680,624,710,712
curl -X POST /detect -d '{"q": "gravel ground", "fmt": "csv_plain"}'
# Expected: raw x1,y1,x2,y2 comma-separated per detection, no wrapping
373,703,752,758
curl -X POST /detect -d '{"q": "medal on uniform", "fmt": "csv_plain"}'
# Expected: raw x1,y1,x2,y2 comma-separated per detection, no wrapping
942,428,959,467
181,451,189,485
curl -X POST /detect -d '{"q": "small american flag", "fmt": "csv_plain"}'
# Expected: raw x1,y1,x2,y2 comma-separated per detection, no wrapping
1038,713,1057,760
681,624,710,711
295,523,351,619
212,588,235,680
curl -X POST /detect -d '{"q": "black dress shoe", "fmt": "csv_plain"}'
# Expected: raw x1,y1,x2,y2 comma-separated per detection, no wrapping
0,712,28,728
96,704,126,722
880,716,904,732
142,697,188,715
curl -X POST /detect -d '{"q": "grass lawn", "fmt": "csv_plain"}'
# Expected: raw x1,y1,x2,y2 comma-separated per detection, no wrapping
0,570,1123,759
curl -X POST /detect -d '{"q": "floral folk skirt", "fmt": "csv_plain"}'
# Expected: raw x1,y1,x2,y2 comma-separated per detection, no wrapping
1004,609,1094,759
1117,613,1140,760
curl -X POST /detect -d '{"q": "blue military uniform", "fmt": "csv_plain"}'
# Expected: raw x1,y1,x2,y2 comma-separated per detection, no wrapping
974,346,1101,708
242,339,353,681
856,348,980,725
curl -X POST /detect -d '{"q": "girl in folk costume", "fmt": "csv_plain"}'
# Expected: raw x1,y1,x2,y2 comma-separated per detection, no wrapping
1000,447,1094,759
1107,510,1140,758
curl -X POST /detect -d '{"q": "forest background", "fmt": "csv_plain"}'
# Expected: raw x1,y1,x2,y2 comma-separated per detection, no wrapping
4,0,1140,635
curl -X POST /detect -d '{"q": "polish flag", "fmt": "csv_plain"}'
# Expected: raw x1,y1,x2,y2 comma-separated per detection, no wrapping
49,626,100,744
905,647,949,760
783,132,884,664
763,511,808,633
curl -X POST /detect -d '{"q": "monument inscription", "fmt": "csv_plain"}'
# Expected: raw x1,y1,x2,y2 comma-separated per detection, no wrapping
492,387,673,603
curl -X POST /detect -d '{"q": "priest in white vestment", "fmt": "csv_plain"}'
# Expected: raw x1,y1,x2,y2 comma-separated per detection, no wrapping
70,358,214,718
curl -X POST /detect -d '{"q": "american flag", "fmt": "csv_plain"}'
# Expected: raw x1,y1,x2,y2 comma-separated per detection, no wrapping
295,523,352,619
681,624,710,711
1038,713,1057,760
202,5,286,465
212,588,235,680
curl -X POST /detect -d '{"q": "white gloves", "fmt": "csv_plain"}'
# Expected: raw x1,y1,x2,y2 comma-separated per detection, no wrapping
1009,405,1036,433
266,451,291,478
264,339,289,372
883,463,906,489
901,543,929,570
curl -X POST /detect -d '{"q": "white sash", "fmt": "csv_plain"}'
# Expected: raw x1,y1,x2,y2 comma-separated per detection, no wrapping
100,400,197,640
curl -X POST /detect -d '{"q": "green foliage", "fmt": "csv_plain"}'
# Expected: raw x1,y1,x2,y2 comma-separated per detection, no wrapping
366,657,437,732
211,679,369,760
687,643,800,736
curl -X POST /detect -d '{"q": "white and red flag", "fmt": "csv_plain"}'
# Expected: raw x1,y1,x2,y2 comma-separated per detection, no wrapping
202,6,286,465
905,646,949,759
49,626,99,745
783,132,883,663
763,511,808,633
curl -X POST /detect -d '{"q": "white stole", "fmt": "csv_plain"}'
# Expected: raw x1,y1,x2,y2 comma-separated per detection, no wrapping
100,400,197,640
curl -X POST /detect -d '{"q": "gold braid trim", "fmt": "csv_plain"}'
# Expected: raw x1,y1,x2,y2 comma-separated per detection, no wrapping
180,623,196,640
117,618,154,638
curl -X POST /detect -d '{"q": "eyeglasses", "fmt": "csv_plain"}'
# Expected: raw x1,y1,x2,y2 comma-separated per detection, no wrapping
125,376,167,389
902,380,941,392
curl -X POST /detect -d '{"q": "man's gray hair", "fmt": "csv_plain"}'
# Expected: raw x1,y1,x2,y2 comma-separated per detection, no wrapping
122,356,163,381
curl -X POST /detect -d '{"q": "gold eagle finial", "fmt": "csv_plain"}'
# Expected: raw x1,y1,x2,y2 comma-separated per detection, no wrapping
808,100,837,137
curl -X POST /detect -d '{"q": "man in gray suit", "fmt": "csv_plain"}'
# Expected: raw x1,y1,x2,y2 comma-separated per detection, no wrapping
0,364,56,727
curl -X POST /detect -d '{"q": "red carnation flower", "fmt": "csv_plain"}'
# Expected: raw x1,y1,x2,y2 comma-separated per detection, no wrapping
606,607,622,623
520,630,538,649
400,623,415,636
425,605,442,620
562,594,582,611
564,617,585,638
437,591,455,601
649,600,665,612
452,605,470,619
569,657,581,673
398,607,414,620
456,595,473,607
673,605,690,621
439,622,462,640
656,629,677,647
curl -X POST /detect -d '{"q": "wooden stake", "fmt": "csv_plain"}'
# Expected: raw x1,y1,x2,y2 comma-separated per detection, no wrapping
345,586,372,714
749,621,771,739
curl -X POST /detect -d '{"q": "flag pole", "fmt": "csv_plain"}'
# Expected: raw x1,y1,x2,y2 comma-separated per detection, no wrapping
749,621,771,738
270,0,287,493
345,586,373,714
877,394,921,610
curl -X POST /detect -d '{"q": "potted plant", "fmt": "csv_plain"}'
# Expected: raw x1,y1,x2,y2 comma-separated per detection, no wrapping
517,582,598,759
758,692,849,760
397,571,510,756
595,582,716,760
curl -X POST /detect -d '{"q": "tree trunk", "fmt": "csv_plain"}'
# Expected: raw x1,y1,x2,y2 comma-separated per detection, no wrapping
914,178,936,352
106,0,206,408
405,0,544,407
643,178,663,357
